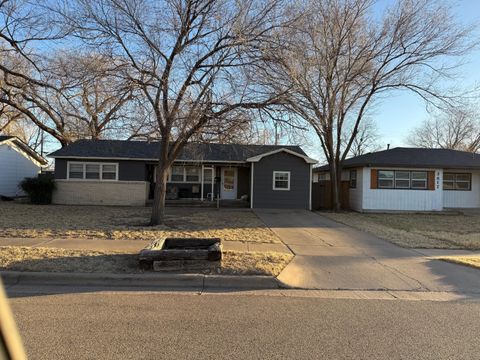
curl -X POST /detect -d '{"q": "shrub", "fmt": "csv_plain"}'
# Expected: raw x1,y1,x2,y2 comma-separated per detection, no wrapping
20,175,56,204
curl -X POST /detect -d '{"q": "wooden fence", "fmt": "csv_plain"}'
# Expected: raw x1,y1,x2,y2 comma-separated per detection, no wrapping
311,181,350,210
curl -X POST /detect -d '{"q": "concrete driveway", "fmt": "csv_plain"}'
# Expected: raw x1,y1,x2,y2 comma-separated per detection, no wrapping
255,209,480,294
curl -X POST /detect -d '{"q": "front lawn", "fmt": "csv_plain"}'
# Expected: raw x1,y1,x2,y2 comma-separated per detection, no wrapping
321,211,480,249
0,246,292,276
0,202,280,243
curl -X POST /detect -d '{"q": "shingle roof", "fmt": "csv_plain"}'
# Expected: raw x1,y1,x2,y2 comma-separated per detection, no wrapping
48,139,308,162
314,147,480,171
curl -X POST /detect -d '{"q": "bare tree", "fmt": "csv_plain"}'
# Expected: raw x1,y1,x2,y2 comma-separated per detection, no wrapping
258,0,475,210
58,0,283,225
347,117,381,157
0,49,145,146
407,105,480,152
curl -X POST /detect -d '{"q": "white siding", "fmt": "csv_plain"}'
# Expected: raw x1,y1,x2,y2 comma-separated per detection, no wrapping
349,169,363,211
0,143,42,197
443,171,480,208
361,167,443,211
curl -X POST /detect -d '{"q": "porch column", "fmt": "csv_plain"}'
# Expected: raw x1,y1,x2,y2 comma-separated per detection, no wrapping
201,164,204,201
212,166,215,200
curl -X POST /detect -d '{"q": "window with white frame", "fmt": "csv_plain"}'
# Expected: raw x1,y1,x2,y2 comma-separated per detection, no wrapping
378,170,394,188
68,162,118,181
394,171,410,189
68,163,84,179
378,170,427,190
168,166,202,183
411,171,427,189
273,171,290,190
186,167,200,182
443,173,471,191
170,166,185,182
203,167,214,183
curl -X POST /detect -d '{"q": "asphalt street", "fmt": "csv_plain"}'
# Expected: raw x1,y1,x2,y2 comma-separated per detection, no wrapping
7,288,480,360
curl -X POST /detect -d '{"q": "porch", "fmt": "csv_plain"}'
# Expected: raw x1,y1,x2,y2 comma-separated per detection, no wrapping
146,163,251,203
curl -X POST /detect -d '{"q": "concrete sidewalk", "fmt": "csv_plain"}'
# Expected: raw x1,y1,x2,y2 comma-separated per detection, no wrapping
0,237,291,254
255,209,480,293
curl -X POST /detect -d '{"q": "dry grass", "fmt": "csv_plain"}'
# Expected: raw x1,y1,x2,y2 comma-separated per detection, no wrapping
220,251,293,276
0,202,280,243
439,256,480,270
321,212,480,249
0,246,292,276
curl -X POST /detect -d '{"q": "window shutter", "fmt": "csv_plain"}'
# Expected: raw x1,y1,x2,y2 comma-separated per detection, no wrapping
427,171,435,190
370,169,378,189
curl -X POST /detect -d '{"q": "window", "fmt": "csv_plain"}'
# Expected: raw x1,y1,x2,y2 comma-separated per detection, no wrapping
377,170,428,190
171,166,184,182
443,173,471,191
349,170,357,188
394,171,410,189
273,171,290,190
186,167,200,182
378,170,394,188
411,171,427,189
85,164,100,180
68,163,84,179
67,162,118,181
203,168,214,183
102,164,117,180
168,166,202,183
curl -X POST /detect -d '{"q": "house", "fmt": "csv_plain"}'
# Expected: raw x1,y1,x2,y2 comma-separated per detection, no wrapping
48,140,317,209
0,136,48,197
313,147,480,212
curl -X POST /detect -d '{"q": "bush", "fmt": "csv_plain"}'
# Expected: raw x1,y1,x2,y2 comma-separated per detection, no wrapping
20,175,56,204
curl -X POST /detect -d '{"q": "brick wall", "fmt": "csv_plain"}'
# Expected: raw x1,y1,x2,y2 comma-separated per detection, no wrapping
53,180,149,206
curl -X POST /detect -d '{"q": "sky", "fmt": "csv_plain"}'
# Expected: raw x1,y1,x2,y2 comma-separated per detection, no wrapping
372,0,480,150
20,0,480,161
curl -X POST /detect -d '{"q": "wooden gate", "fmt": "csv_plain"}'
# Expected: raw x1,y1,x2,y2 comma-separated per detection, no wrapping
312,181,350,210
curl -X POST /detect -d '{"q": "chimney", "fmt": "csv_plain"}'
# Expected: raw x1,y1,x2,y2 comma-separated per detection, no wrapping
387,144,390,150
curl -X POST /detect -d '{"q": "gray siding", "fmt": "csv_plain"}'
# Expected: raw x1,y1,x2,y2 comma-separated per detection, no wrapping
54,158,146,181
54,159,68,179
252,152,310,209
237,166,250,199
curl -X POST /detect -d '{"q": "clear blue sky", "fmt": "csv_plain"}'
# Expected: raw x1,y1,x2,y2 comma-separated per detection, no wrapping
374,0,480,149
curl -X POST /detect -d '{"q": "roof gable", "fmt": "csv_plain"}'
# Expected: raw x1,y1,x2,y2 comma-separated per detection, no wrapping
246,148,317,164
0,136,47,166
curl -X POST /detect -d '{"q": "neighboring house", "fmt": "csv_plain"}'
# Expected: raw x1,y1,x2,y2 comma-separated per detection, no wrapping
48,140,317,209
0,136,48,197
313,147,480,212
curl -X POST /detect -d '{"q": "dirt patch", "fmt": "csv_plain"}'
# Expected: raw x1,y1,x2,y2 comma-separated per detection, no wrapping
0,203,280,243
0,246,292,276
321,212,480,249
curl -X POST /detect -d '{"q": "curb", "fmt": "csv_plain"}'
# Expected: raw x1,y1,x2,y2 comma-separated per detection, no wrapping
0,271,280,290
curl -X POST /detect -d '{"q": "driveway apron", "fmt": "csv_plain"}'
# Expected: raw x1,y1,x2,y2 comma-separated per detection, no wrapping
255,209,480,293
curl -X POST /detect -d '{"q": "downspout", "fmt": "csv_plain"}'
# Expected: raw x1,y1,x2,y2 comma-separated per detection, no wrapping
309,164,313,211
250,162,254,209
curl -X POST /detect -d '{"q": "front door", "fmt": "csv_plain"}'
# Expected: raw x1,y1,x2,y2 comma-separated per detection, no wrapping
221,167,237,200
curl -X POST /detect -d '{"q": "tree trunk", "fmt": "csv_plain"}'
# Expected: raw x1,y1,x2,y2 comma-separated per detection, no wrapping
330,160,342,212
150,162,169,225
150,139,170,226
